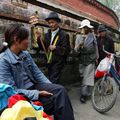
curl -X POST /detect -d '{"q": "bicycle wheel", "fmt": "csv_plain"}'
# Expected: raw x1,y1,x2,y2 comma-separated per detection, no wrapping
92,76,118,113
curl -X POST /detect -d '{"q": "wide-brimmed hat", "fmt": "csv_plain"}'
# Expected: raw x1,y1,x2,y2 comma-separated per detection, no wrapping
45,12,61,22
98,24,107,32
78,19,93,29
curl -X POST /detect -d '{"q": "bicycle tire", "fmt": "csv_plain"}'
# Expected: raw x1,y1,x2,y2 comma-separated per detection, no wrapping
92,76,118,113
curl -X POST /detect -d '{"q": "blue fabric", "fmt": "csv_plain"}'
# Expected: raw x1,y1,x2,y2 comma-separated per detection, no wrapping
84,33,97,47
0,84,16,110
31,102,44,111
0,48,51,100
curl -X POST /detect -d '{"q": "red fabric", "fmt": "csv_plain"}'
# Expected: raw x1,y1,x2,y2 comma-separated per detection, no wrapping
32,101,43,106
8,94,53,120
43,112,53,120
118,66,120,75
8,94,27,108
95,70,105,78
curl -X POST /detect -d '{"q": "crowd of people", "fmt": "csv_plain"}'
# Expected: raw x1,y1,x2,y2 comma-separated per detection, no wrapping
0,11,115,119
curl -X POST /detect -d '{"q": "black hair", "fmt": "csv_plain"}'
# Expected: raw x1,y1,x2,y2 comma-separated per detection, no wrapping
83,27,92,35
0,23,29,53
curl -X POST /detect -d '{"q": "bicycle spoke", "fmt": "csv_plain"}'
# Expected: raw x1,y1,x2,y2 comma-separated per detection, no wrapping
92,77,117,113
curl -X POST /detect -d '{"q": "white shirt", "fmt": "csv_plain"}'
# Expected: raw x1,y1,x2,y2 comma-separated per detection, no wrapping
50,28,59,45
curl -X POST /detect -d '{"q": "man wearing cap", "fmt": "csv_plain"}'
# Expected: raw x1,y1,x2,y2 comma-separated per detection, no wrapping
75,19,99,103
37,12,70,84
97,24,114,63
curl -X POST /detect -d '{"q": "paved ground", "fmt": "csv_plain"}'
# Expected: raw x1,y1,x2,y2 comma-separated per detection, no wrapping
68,86,120,120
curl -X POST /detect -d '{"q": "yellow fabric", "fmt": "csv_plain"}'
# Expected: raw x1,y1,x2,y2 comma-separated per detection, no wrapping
53,35,59,46
1,100,48,120
48,35,59,63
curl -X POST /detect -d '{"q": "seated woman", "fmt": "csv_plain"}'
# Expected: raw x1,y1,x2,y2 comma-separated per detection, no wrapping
0,24,74,120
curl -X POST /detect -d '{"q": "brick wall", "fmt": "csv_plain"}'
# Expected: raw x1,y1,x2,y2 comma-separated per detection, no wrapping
55,0,119,29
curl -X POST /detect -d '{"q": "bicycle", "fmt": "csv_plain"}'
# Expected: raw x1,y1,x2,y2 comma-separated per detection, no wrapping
92,48,120,113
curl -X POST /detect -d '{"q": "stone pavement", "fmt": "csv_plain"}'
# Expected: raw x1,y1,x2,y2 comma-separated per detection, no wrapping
68,86,120,120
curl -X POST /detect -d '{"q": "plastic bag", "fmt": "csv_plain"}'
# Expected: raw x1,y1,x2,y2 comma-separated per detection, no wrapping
97,57,110,71
95,57,110,78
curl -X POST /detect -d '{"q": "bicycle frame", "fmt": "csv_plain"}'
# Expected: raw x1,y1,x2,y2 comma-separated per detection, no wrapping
110,64,120,86
97,52,120,86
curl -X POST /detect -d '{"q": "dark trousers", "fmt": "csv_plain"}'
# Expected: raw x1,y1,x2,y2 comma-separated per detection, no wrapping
34,83,74,120
48,63,64,84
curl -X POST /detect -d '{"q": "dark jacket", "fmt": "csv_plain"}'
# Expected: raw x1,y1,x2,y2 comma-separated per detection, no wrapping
79,45,97,65
37,28,70,65
78,33,98,66
46,29,70,64
97,35,114,62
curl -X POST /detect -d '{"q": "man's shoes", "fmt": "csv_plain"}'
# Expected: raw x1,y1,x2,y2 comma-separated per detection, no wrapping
80,96,87,103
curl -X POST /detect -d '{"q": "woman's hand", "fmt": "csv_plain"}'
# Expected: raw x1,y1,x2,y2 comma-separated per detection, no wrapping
96,59,98,65
75,43,83,50
39,90,53,97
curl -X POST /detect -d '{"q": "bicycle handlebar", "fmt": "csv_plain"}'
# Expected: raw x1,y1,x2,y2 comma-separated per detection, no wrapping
103,46,120,58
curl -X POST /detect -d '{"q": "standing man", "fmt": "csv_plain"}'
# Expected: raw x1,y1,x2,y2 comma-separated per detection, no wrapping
37,12,70,84
97,24,114,63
